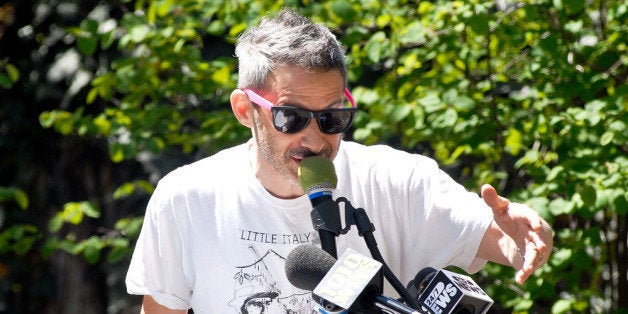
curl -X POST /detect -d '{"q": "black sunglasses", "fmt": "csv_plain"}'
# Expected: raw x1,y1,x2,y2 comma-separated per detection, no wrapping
243,89,358,134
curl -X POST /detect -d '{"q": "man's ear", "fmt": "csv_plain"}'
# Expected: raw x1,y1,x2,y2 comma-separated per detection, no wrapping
231,89,253,128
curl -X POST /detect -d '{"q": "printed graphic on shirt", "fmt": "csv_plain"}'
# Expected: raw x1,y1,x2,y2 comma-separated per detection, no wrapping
239,229,314,245
229,230,319,313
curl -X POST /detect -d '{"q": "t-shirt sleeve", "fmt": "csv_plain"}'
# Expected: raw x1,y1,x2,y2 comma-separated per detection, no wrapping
125,178,192,310
336,143,493,277
410,158,493,274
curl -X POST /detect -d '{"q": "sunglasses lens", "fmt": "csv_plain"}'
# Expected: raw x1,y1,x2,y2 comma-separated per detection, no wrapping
319,110,356,134
273,107,311,133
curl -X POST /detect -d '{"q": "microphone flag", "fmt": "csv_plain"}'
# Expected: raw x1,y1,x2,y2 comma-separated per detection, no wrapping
417,269,493,314
313,248,382,310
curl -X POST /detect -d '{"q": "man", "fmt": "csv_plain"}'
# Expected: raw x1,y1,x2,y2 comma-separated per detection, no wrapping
126,8,553,313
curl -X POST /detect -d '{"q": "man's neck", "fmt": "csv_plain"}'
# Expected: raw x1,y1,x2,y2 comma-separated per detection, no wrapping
248,141,304,199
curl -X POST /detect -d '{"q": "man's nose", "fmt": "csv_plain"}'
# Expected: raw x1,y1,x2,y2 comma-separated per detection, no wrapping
298,118,326,153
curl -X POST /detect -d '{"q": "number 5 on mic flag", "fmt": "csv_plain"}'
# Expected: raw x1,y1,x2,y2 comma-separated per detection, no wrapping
313,248,382,310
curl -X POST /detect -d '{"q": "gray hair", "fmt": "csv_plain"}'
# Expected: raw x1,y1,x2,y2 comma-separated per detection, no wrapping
235,8,347,90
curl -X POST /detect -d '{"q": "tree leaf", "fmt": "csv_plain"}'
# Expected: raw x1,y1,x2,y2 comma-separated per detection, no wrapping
431,108,458,128
418,92,443,113
365,32,386,63
504,128,523,156
6,63,20,82
578,184,597,207
611,190,628,214
77,36,98,55
107,246,130,263
552,299,575,314
388,104,412,123
129,24,151,43
62,203,85,225
330,0,356,21
48,214,64,232
399,21,426,45
468,12,489,35
13,189,29,210
599,131,614,146
100,30,116,50
0,74,12,89
79,202,101,219
549,197,574,215
452,95,474,112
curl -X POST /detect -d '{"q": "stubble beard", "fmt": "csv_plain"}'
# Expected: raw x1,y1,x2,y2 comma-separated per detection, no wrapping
252,113,301,189
252,111,339,191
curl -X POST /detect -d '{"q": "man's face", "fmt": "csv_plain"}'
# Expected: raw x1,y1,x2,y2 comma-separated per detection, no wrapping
250,65,346,198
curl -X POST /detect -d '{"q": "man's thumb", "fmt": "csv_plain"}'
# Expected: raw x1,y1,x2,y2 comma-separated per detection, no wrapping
481,184,509,213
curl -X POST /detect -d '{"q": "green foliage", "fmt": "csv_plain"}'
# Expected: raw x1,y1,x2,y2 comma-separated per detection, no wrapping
113,180,155,199
0,187,29,210
3,0,625,312
334,1,626,312
0,224,39,256
333,1,626,312
0,60,19,89
42,200,145,264
39,0,268,162
48,201,101,232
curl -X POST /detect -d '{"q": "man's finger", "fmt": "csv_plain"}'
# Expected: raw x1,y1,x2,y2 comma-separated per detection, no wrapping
480,184,509,213
523,242,539,272
515,242,540,284
515,268,531,285
531,221,553,258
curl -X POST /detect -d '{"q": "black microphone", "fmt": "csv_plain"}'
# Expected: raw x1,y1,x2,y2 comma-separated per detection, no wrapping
407,267,493,314
286,245,423,314
298,156,341,258
285,244,337,292
285,245,345,313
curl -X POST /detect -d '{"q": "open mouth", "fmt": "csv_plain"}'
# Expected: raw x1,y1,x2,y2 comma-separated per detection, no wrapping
290,151,317,162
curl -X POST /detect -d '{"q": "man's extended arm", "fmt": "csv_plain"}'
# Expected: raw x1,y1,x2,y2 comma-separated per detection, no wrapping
476,184,554,284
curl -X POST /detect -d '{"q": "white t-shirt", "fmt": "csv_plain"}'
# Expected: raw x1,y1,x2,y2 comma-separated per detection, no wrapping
125,140,493,313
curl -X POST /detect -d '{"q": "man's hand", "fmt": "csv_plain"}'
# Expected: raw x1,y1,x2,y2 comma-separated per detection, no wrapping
481,184,553,284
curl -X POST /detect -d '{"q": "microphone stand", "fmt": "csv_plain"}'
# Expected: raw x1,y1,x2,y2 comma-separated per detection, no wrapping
310,198,342,259
337,197,422,311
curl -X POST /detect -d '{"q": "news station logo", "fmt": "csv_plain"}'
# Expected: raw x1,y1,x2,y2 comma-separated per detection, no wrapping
422,276,461,314
418,269,494,314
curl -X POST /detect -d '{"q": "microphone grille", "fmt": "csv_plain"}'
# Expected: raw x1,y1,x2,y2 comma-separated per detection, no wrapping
285,245,336,291
298,156,338,194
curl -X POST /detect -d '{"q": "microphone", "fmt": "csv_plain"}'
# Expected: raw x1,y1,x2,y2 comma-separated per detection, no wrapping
296,157,421,311
285,244,337,292
285,245,346,313
407,267,494,314
298,156,341,258
285,245,422,314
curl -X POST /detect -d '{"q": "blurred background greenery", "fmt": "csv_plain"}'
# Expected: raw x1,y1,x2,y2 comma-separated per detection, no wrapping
0,0,626,313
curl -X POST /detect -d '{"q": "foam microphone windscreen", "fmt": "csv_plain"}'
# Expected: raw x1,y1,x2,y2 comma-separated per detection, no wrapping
297,156,338,194
285,244,337,291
